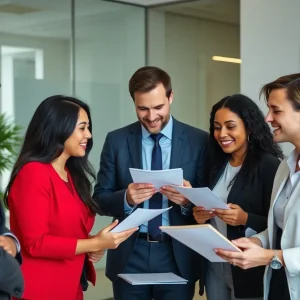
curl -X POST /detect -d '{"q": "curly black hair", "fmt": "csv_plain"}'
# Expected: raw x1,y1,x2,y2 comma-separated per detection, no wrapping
209,94,284,185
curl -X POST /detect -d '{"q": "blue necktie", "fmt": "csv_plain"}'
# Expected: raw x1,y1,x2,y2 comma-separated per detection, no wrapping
148,133,163,238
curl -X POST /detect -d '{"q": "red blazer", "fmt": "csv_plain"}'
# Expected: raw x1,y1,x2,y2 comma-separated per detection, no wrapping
9,162,96,300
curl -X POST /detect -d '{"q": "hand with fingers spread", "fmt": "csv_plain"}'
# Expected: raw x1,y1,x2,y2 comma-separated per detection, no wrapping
215,237,276,269
160,179,191,206
0,235,17,257
212,203,248,226
93,219,138,250
193,206,215,224
126,183,157,206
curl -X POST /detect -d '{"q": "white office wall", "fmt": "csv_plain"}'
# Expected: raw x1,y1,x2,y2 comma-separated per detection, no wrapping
0,32,71,129
0,32,70,82
240,0,300,155
148,11,240,131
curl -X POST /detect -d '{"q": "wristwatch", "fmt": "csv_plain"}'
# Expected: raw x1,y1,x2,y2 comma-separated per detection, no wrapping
269,250,283,269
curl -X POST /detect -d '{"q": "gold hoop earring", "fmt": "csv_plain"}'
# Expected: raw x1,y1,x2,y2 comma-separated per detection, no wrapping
247,135,252,143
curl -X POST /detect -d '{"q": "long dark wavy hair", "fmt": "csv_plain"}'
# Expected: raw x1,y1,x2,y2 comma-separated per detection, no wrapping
4,95,97,213
209,94,284,185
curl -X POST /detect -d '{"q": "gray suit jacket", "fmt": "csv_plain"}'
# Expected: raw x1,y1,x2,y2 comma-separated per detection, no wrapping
93,118,209,282
255,156,300,300
0,204,24,299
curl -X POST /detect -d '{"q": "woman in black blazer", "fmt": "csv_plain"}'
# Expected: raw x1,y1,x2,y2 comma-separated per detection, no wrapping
194,94,283,300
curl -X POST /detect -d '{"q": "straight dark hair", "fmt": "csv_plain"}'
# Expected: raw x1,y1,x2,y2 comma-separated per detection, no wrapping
4,95,97,213
209,94,283,185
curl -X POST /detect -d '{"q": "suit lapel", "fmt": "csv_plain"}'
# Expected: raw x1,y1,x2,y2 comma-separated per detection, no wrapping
227,174,244,205
210,160,243,205
169,118,187,169
210,160,228,189
127,122,143,169
271,162,289,210
268,161,289,247
66,170,90,233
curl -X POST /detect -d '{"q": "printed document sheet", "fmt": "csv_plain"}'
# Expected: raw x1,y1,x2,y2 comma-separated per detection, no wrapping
172,186,230,210
160,224,241,262
129,168,183,189
118,272,188,285
111,207,172,233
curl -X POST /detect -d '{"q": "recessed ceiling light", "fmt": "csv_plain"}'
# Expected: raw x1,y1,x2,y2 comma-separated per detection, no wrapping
0,3,40,14
212,56,241,64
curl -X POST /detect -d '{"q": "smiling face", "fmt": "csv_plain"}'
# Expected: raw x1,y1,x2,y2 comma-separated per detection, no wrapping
133,83,173,134
63,108,92,158
265,88,300,145
213,107,248,158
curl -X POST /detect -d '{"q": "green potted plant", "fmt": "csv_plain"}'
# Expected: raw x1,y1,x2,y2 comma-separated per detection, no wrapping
0,114,22,201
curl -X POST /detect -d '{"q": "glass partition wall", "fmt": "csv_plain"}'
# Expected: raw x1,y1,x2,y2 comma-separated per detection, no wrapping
0,1,145,299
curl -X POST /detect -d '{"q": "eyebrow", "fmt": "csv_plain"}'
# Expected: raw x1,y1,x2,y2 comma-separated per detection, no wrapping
214,120,236,124
78,121,89,126
137,104,164,110
268,104,280,109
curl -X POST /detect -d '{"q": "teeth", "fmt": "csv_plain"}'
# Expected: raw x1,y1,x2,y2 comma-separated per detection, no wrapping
221,141,233,145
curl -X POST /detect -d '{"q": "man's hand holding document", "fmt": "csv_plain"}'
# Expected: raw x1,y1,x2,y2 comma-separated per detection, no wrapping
160,224,242,262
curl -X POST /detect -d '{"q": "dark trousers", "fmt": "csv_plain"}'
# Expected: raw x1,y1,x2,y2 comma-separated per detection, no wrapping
268,229,290,300
112,237,195,300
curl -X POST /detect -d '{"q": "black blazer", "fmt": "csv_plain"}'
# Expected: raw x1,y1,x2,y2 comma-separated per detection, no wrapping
200,152,280,298
0,203,24,299
93,118,209,282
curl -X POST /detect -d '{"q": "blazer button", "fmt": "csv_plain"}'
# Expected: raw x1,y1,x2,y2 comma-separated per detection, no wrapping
14,288,22,296
291,286,296,291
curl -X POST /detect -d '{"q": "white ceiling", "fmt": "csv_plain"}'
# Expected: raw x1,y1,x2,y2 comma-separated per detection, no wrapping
159,0,239,25
0,0,240,39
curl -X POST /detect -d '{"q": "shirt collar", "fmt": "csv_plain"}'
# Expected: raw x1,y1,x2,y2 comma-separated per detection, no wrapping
141,115,173,140
286,149,299,174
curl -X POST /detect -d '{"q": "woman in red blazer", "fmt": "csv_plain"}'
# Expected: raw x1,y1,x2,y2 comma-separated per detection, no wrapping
4,96,137,300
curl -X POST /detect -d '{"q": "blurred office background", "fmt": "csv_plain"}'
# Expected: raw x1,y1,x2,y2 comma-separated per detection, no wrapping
0,0,298,298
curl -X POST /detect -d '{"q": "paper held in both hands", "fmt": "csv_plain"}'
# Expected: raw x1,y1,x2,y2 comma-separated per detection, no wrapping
129,168,183,189
160,224,242,262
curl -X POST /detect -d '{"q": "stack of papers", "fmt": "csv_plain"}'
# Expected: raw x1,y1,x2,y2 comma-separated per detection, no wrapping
118,273,188,285
160,224,242,262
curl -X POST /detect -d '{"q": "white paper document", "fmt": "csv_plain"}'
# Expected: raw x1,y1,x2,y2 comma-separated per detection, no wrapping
118,272,188,285
129,168,183,189
160,224,242,262
172,186,230,210
111,207,172,233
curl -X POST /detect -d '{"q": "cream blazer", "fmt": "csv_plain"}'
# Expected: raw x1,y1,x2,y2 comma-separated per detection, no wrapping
255,157,300,300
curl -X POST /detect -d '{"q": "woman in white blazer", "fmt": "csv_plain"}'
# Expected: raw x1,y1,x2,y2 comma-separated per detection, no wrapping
215,73,300,300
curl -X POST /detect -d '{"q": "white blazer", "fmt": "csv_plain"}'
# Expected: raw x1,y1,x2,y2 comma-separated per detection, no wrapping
255,156,300,300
